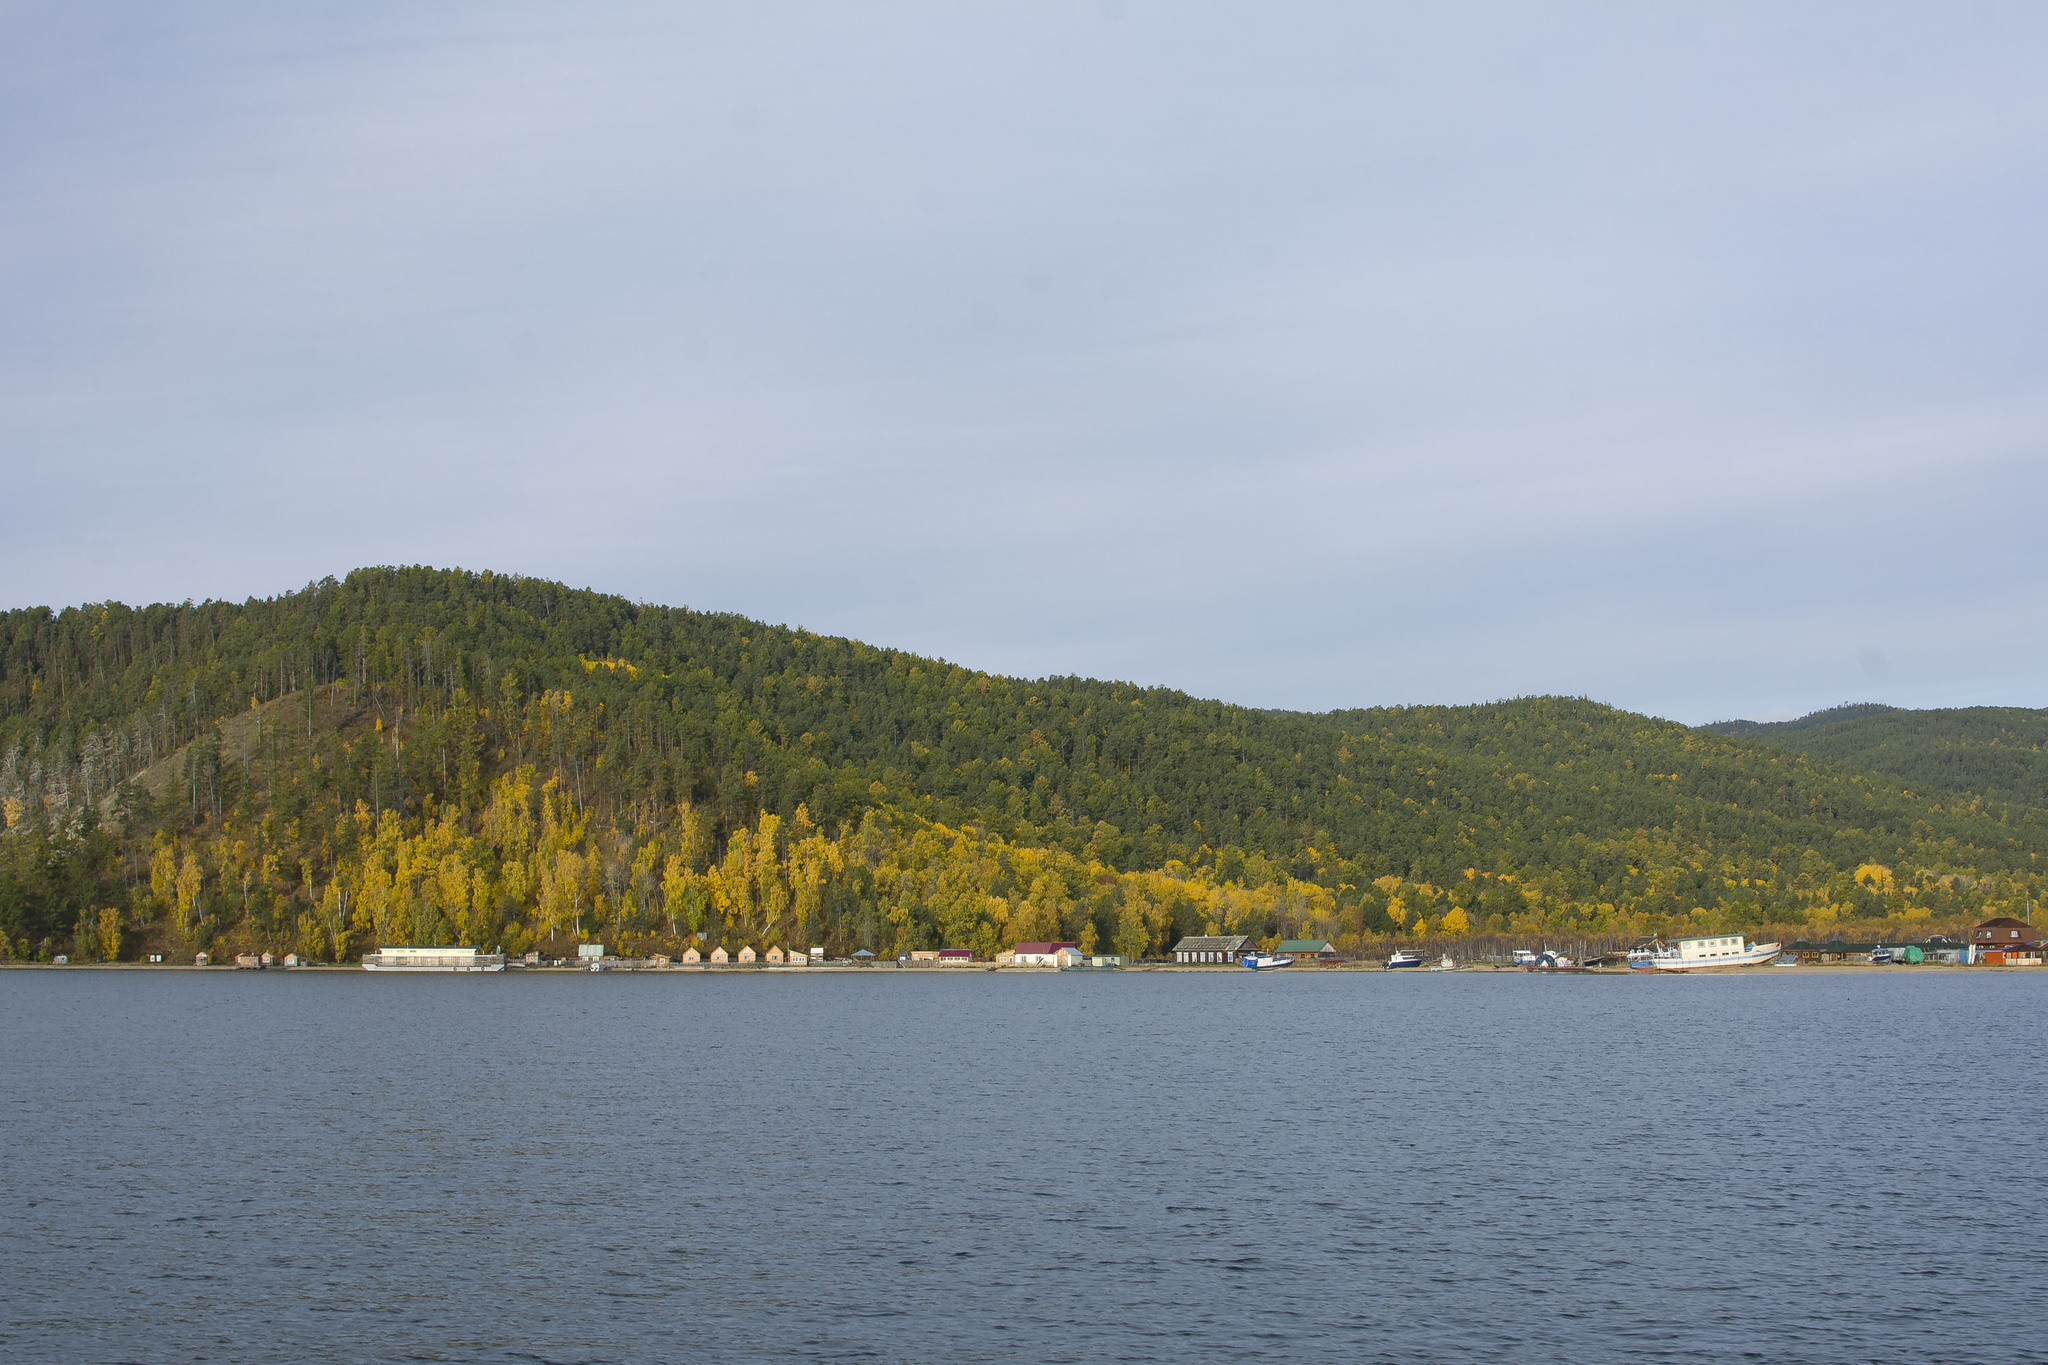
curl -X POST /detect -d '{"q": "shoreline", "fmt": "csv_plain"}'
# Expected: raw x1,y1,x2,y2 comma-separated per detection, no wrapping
3,960,2037,976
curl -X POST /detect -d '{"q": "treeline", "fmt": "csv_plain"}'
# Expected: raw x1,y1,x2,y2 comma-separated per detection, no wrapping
3,567,2044,961
1705,703,2048,812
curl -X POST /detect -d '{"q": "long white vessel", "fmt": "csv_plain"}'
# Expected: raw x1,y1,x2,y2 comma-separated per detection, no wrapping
1630,934,1780,972
361,946,506,972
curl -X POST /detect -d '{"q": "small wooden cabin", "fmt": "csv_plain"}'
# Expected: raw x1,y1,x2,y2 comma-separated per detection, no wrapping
1170,935,1251,965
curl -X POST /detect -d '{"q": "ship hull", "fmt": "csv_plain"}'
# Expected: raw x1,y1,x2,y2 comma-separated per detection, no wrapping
1646,943,1782,972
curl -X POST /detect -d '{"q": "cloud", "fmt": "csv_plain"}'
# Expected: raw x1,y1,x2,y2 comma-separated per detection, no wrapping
3,1,2045,723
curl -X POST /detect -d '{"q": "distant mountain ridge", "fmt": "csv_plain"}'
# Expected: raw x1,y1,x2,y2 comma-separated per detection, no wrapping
1701,703,2048,811
2,567,2043,962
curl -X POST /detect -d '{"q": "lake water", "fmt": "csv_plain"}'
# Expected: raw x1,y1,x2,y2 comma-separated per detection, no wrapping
2,968,2042,1364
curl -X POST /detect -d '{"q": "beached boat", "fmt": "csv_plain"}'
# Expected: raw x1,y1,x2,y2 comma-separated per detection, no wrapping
1242,953,1295,971
1631,933,1781,972
361,946,506,973
1427,954,1457,971
1387,949,1425,969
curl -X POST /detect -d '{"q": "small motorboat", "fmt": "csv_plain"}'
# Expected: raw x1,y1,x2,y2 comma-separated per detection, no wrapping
1242,953,1295,971
1512,948,1537,967
1427,954,1457,971
1386,949,1425,969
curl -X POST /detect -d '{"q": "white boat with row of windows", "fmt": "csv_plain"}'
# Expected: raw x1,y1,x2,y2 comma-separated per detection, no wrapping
361,945,506,972
1628,934,1781,972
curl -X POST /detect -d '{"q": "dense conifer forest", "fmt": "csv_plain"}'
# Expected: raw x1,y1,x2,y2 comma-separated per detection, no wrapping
3,567,2042,963
1705,704,2048,811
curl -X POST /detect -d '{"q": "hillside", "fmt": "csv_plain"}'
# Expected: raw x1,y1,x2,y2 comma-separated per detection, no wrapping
1703,704,2048,812
3,567,2043,962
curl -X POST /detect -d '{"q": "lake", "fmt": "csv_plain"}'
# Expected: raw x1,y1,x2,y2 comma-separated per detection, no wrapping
2,968,2042,1363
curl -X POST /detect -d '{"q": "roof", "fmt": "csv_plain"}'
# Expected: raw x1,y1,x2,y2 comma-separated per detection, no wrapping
1275,939,1334,953
1012,941,1076,955
1786,939,1968,952
1170,935,1251,953
1975,917,2033,930
851,949,875,957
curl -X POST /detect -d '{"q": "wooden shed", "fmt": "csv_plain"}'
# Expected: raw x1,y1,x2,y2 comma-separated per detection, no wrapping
1171,935,1252,965
710,946,729,964
681,947,701,964
737,945,757,963
765,946,785,964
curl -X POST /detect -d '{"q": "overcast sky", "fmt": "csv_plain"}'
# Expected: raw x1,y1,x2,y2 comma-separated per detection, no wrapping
3,3,2044,723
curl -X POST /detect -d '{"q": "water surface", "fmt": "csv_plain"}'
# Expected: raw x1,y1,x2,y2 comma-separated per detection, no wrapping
2,968,2041,1363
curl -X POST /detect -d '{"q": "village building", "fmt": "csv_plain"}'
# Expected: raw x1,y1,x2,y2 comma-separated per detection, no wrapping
1275,938,1341,962
938,948,975,965
1972,918,2043,964
1010,941,1077,967
765,946,785,964
1972,917,2037,948
909,950,939,962
1053,945,1090,967
1171,935,1252,965
737,946,757,963
681,947,701,964
710,946,729,964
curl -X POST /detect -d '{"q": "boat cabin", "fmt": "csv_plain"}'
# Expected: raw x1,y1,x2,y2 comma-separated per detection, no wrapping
1671,934,1751,963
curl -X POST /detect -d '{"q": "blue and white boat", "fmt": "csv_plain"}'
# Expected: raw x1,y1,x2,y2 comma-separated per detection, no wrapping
1387,949,1426,969
1242,953,1295,970
1630,934,1782,972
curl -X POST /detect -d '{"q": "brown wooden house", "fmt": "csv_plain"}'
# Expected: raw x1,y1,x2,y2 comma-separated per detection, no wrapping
1171,935,1251,965
1972,917,2037,948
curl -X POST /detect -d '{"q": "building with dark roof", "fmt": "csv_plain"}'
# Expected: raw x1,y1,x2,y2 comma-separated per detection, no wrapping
1171,935,1251,965
1972,917,2037,947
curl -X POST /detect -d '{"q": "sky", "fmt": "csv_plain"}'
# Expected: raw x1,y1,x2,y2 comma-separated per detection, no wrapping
3,2,2045,725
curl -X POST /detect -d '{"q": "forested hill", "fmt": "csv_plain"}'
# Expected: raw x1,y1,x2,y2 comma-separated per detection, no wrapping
1703,704,2048,812
2,566,2042,964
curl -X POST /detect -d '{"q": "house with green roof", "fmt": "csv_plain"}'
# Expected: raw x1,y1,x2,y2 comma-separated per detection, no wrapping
1274,938,1340,962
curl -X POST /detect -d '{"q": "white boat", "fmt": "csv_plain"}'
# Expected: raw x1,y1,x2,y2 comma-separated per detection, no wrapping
361,946,506,973
1387,949,1425,969
1242,953,1295,971
1512,949,1538,967
1633,933,1781,972
1427,954,1457,971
